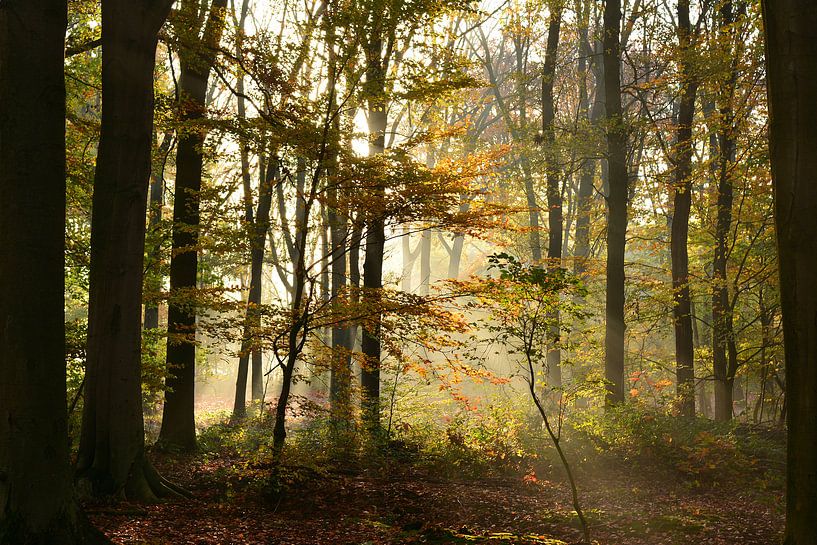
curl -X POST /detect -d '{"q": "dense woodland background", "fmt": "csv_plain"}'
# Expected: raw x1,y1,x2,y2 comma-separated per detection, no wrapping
1,0,816,543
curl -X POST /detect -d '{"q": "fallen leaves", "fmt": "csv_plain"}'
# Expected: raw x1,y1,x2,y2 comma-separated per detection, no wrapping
86,450,783,544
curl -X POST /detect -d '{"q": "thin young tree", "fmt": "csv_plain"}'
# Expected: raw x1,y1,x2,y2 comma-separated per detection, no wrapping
711,0,740,422
572,0,601,277
670,0,699,417
144,132,173,331
541,4,563,387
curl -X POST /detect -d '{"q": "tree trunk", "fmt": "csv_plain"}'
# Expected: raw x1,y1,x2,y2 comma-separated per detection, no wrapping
328,197,352,415
232,158,275,419
762,1,817,542
602,0,628,406
271,150,325,460
144,133,172,331
573,11,602,277
349,220,364,352
160,0,227,451
542,8,563,388
360,34,388,434
241,0,267,406
712,0,738,422
78,0,179,500
670,0,697,418
419,231,432,296
327,24,353,414
401,227,416,292
448,237,465,279
0,2,92,541
231,0,258,420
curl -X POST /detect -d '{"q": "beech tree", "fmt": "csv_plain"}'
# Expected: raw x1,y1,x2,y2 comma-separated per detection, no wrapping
541,5,563,387
77,0,180,500
669,0,700,417
231,0,271,420
710,0,742,422
159,0,229,452
602,0,627,405
0,0,90,541
762,0,817,542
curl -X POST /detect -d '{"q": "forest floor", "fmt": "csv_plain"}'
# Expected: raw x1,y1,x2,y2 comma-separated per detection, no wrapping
87,440,784,545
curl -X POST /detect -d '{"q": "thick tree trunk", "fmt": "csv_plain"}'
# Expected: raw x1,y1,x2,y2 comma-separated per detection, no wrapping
602,0,628,406
0,2,92,541
160,0,227,451
77,0,178,501
762,2,817,542
542,8,562,388
670,0,697,417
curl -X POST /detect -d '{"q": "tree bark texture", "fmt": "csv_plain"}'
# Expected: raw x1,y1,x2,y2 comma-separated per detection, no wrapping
762,1,817,543
77,0,178,500
0,1,91,541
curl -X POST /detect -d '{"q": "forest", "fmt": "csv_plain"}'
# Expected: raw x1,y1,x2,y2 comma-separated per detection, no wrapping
1,0,816,543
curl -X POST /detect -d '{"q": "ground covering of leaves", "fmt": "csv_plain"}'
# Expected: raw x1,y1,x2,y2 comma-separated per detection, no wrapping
87,446,783,545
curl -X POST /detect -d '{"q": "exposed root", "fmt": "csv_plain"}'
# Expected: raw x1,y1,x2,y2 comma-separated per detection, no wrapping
76,454,191,503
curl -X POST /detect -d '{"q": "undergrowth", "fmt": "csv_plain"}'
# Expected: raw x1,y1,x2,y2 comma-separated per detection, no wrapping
190,397,785,500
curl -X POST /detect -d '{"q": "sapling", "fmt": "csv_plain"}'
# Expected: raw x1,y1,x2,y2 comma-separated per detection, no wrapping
453,253,590,543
